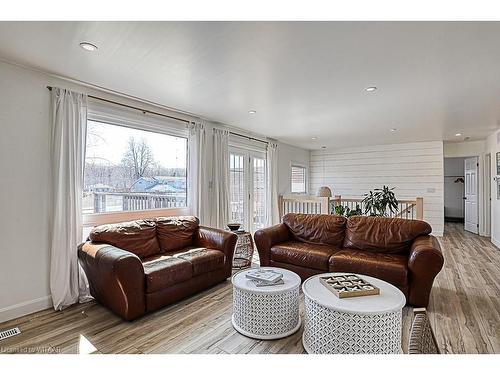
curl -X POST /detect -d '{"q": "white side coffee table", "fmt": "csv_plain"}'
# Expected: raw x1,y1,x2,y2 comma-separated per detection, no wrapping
302,273,406,354
231,267,301,340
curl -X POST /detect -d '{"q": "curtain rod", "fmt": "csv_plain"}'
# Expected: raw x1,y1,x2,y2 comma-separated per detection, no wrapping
47,86,191,124
229,131,269,145
47,86,269,145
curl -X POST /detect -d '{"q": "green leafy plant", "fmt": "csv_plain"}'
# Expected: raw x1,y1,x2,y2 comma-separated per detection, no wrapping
361,186,399,217
333,204,345,216
331,203,363,217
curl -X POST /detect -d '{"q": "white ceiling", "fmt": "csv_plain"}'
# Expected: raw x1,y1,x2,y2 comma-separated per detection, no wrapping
0,21,499,149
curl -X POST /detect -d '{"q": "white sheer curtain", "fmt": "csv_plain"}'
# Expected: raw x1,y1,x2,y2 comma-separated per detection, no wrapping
266,142,280,226
187,122,211,224
49,88,91,310
211,128,230,229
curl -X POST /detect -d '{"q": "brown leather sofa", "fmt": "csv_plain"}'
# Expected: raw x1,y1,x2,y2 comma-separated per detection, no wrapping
78,216,237,320
254,213,444,307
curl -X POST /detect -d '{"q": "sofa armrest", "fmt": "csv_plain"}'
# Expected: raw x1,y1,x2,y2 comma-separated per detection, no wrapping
254,223,290,266
194,226,238,272
78,242,146,320
407,235,444,307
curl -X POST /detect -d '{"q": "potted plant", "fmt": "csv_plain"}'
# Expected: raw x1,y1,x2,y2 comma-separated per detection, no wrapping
331,203,363,217
361,186,399,217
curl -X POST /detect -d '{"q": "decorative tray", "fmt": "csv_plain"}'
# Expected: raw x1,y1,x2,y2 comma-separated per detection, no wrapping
319,274,380,298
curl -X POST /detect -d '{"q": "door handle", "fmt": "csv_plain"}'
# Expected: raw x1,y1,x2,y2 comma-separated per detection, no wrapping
463,197,467,200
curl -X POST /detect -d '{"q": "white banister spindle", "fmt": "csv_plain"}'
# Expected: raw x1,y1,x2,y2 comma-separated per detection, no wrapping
278,195,424,221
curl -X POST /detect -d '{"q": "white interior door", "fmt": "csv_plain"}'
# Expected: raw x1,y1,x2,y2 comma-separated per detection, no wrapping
464,157,479,234
229,148,267,232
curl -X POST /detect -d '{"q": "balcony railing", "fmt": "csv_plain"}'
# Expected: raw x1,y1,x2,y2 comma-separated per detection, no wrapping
89,192,187,214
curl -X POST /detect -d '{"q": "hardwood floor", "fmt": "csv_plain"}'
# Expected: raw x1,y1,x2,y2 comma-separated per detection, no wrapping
0,222,498,354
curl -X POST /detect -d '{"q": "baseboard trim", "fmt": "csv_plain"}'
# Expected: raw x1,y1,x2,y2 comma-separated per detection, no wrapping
0,295,52,324
491,237,500,250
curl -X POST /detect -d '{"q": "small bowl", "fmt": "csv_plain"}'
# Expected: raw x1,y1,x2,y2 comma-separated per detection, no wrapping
227,223,241,231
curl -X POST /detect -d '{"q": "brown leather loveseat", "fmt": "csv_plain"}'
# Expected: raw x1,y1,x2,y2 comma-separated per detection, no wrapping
78,216,237,320
254,213,443,307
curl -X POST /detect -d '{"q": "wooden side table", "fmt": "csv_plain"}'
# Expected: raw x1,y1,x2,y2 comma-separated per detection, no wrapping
232,232,255,269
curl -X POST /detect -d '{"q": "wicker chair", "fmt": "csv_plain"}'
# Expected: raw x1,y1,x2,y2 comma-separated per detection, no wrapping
408,307,440,354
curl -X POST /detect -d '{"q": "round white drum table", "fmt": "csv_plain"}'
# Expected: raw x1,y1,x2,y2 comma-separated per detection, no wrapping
302,273,406,354
231,267,301,340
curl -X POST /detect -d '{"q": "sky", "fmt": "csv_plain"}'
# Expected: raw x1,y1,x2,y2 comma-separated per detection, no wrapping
86,120,187,169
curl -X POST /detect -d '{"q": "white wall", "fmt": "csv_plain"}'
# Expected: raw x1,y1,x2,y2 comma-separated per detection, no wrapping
310,141,444,236
0,62,53,322
277,141,310,195
487,130,500,249
444,140,486,158
444,158,466,219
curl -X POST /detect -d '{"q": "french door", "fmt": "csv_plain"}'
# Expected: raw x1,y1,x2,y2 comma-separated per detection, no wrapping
229,148,267,232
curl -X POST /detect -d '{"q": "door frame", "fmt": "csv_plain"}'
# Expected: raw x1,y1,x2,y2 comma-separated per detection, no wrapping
443,152,491,237
464,156,479,234
229,146,267,232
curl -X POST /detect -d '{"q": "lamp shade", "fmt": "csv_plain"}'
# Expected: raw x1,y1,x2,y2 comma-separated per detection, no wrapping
317,186,332,197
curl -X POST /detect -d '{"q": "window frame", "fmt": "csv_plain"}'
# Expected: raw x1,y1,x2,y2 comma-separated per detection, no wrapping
83,100,190,228
290,163,308,194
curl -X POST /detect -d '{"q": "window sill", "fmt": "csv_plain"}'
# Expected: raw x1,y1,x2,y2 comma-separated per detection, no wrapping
82,206,190,227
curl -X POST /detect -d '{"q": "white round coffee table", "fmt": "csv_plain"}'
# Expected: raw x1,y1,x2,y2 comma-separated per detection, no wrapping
302,273,406,354
231,267,301,340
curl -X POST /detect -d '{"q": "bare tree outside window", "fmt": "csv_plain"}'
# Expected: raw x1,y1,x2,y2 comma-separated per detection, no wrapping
122,137,155,180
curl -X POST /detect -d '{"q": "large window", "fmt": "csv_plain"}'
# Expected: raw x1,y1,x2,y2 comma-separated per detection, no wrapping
291,165,307,193
83,120,187,215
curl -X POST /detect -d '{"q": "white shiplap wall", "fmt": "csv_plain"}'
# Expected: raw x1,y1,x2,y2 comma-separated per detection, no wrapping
310,141,444,236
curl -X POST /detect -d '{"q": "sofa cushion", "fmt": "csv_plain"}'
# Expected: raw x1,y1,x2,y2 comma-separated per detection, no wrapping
343,216,432,254
283,213,347,247
89,219,160,259
143,255,193,293
156,216,200,253
271,241,339,271
329,249,409,289
175,248,225,276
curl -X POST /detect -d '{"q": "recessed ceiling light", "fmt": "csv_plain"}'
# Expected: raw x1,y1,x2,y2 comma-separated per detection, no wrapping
455,133,462,137
311,137,317,140
79,42,98,52
390,128,397,132
365,86,377,92
248,110,256,114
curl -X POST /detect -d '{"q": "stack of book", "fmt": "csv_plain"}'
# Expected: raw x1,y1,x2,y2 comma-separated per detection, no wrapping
245,269,284,287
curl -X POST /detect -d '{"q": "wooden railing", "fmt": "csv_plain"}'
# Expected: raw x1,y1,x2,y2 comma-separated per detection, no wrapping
91,192,186,214
278,195,330,217
279,195,423,220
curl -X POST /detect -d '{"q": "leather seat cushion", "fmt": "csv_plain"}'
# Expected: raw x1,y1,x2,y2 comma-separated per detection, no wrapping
156,216,199,253
329,249,409,288
143,255,193,293
270,241,339,271
89,219,160,259
343,216,432,254
283,213,347,247
175,248,225,276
